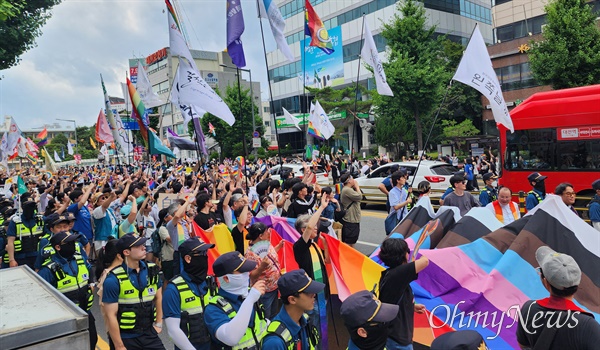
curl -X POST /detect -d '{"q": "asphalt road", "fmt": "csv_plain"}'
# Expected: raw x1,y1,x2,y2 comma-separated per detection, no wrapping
93,204,390,350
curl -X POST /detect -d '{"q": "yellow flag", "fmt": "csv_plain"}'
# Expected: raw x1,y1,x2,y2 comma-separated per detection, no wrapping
90,137,97,149
41,148,47,158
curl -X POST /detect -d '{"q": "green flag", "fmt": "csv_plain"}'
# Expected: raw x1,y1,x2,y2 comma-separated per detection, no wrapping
17,176,27,194
305,145,312,160
148,130,175,158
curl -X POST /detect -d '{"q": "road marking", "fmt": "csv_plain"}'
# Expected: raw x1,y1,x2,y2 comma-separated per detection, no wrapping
356,240,380,247
361,210,387,219
97,336,109,350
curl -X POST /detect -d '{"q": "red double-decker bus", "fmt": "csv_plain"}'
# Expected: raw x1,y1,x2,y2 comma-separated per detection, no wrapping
498,84,600,207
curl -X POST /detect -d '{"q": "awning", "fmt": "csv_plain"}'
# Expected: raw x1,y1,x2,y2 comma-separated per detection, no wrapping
268,145,279,150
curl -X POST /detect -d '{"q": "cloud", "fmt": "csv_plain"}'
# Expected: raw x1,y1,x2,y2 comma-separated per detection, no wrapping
1,0,275,129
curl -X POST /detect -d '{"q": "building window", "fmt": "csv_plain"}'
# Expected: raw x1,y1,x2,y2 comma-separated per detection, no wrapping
496,14,547,42
494,62,539,91
264,121,270,127
152,80,170,95
263,106,269,113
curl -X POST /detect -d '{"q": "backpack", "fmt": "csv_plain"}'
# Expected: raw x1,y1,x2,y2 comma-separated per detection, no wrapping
151,228,163,259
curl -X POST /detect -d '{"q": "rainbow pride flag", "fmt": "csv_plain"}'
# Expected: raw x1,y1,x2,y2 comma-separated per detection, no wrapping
231,165,239,178
126,77,149,146
235,155,245,168
192,222,236,275
334,183,342,195
250,199,260,213
307,121,325,141
36,127,48,147
304,0,333,54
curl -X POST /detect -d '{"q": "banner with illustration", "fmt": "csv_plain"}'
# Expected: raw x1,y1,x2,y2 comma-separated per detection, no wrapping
300,26,344,89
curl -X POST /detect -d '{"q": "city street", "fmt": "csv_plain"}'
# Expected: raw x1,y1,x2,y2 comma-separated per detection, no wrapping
92,205,389,350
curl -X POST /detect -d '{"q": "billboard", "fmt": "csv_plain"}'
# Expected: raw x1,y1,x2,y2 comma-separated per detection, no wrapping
300,26,344,89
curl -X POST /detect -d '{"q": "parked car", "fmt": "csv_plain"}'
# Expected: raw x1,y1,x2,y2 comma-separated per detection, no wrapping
355,161,458,204
269,163,331,184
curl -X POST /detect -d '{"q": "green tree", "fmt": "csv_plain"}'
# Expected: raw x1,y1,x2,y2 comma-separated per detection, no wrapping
0,0,62,70
200,84,262,159
528,0,600,89
0,0,23,21
441,119,479,151
374,0,450,151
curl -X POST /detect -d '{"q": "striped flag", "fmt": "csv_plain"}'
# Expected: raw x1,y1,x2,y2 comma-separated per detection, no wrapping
126,77,149,146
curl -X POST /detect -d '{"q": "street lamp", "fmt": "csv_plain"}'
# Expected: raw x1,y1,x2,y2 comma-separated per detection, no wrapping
219,64,256,140
56,119,77,154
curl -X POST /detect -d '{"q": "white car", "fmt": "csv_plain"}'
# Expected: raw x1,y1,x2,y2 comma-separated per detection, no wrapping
269,163,331,184
355,161,458,203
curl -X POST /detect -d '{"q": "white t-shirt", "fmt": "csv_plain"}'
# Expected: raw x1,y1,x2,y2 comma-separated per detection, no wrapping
485,201,520,225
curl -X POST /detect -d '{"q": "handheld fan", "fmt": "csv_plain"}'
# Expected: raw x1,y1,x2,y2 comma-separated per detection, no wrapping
250,240,270,258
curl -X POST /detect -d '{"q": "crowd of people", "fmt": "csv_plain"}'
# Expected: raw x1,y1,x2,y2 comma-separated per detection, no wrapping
0,155,598,350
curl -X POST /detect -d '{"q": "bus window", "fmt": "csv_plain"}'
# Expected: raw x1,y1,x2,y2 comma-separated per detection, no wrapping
557,139,600,170
505,129,556,170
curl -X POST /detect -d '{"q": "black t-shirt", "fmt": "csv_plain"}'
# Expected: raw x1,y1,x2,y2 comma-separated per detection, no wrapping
378,262,418,346
287,195,316,219
230,225,246,255
194,211,218,230
516,300,600,349
293,238,327,286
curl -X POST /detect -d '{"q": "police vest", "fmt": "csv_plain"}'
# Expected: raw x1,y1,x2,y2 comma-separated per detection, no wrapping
261,315,318,350
39,240,83,267
170,275,212,344
209,295,269,350
111,263,160,334
492,201,519,223
480,188,497,202
527,190,543,204
43,253,93,310
13,215,44,253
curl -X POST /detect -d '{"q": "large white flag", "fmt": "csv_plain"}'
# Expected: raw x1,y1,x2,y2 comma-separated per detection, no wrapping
113,110,134,156
67,141,74,155
136,61,164,108
166,0,197,70
54,150,62,162
171,58,235,126
0,133,8,169
282,107,301,130
258,0,294,62
17,137,28,158
309,100,335,140
6,117,21,154
452,24,513,132
361,21,393,96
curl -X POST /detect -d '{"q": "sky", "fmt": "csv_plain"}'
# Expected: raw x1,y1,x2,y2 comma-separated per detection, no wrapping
0,0,277,130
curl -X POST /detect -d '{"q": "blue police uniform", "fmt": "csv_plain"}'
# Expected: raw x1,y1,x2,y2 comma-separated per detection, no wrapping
589,194,600,224
440,187,454,200
525,188,545,211
479,186,498,207
7,215,42,267
35,231,89,270
261,306,311,350
162,270,211,350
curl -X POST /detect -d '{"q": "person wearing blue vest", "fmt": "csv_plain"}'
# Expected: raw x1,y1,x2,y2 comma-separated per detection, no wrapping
261,269,323,350
102,232,165,350
38,231,97,349
340,290,399,350
204,251,268,350
526,172,547,211
163,238,215,350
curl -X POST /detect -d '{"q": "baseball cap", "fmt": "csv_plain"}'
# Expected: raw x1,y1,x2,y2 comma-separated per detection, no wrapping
46,213,72,228
536,246,581,289
178,238,214,257
592,179,600,191
120,204,132,217
340,173,352,184
117,232,148,253
482,173,497,182
278,269,325,298
213,251,257,277
340,290,399,329
431,330,487,350
50,231,81,247
527,172,547,183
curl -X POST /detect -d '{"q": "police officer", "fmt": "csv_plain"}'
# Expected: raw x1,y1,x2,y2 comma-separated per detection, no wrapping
526,172,547,211
6,194,44,268
261,269,324,349
35,213,72,269
0,198,16,267
37,231,97,349
163,238,215,350
102,232,165,350
478,173,498,206
340,290,399,350
204,251,268,349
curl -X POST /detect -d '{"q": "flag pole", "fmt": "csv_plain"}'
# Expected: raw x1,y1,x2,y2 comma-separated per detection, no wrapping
125,71,132,165
409,80,453,188
302,16,308,156
236,67,250,190
351,14,366,160
256,0,283,165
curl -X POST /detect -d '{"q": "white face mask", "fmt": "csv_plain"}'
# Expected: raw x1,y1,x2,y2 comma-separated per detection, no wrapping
219,272,250,298
492,181,498,187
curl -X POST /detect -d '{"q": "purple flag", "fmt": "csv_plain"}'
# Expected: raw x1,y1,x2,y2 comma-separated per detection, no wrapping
192,117,208,156
226,0,246,68
167,127,179,137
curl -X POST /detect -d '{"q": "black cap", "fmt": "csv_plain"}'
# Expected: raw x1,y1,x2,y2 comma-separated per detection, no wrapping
278,269,325,298
430,330,487,350
527,172,547,182
340,173,352,184
340,290,399,329
50,231,80,247
390,164,400,173
117,232,148,253
65,212,77,221
0,205,16,218
592,179,600,191
213,251,257,277
482,173,497,182
46,213,71,228
178,238,214,257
